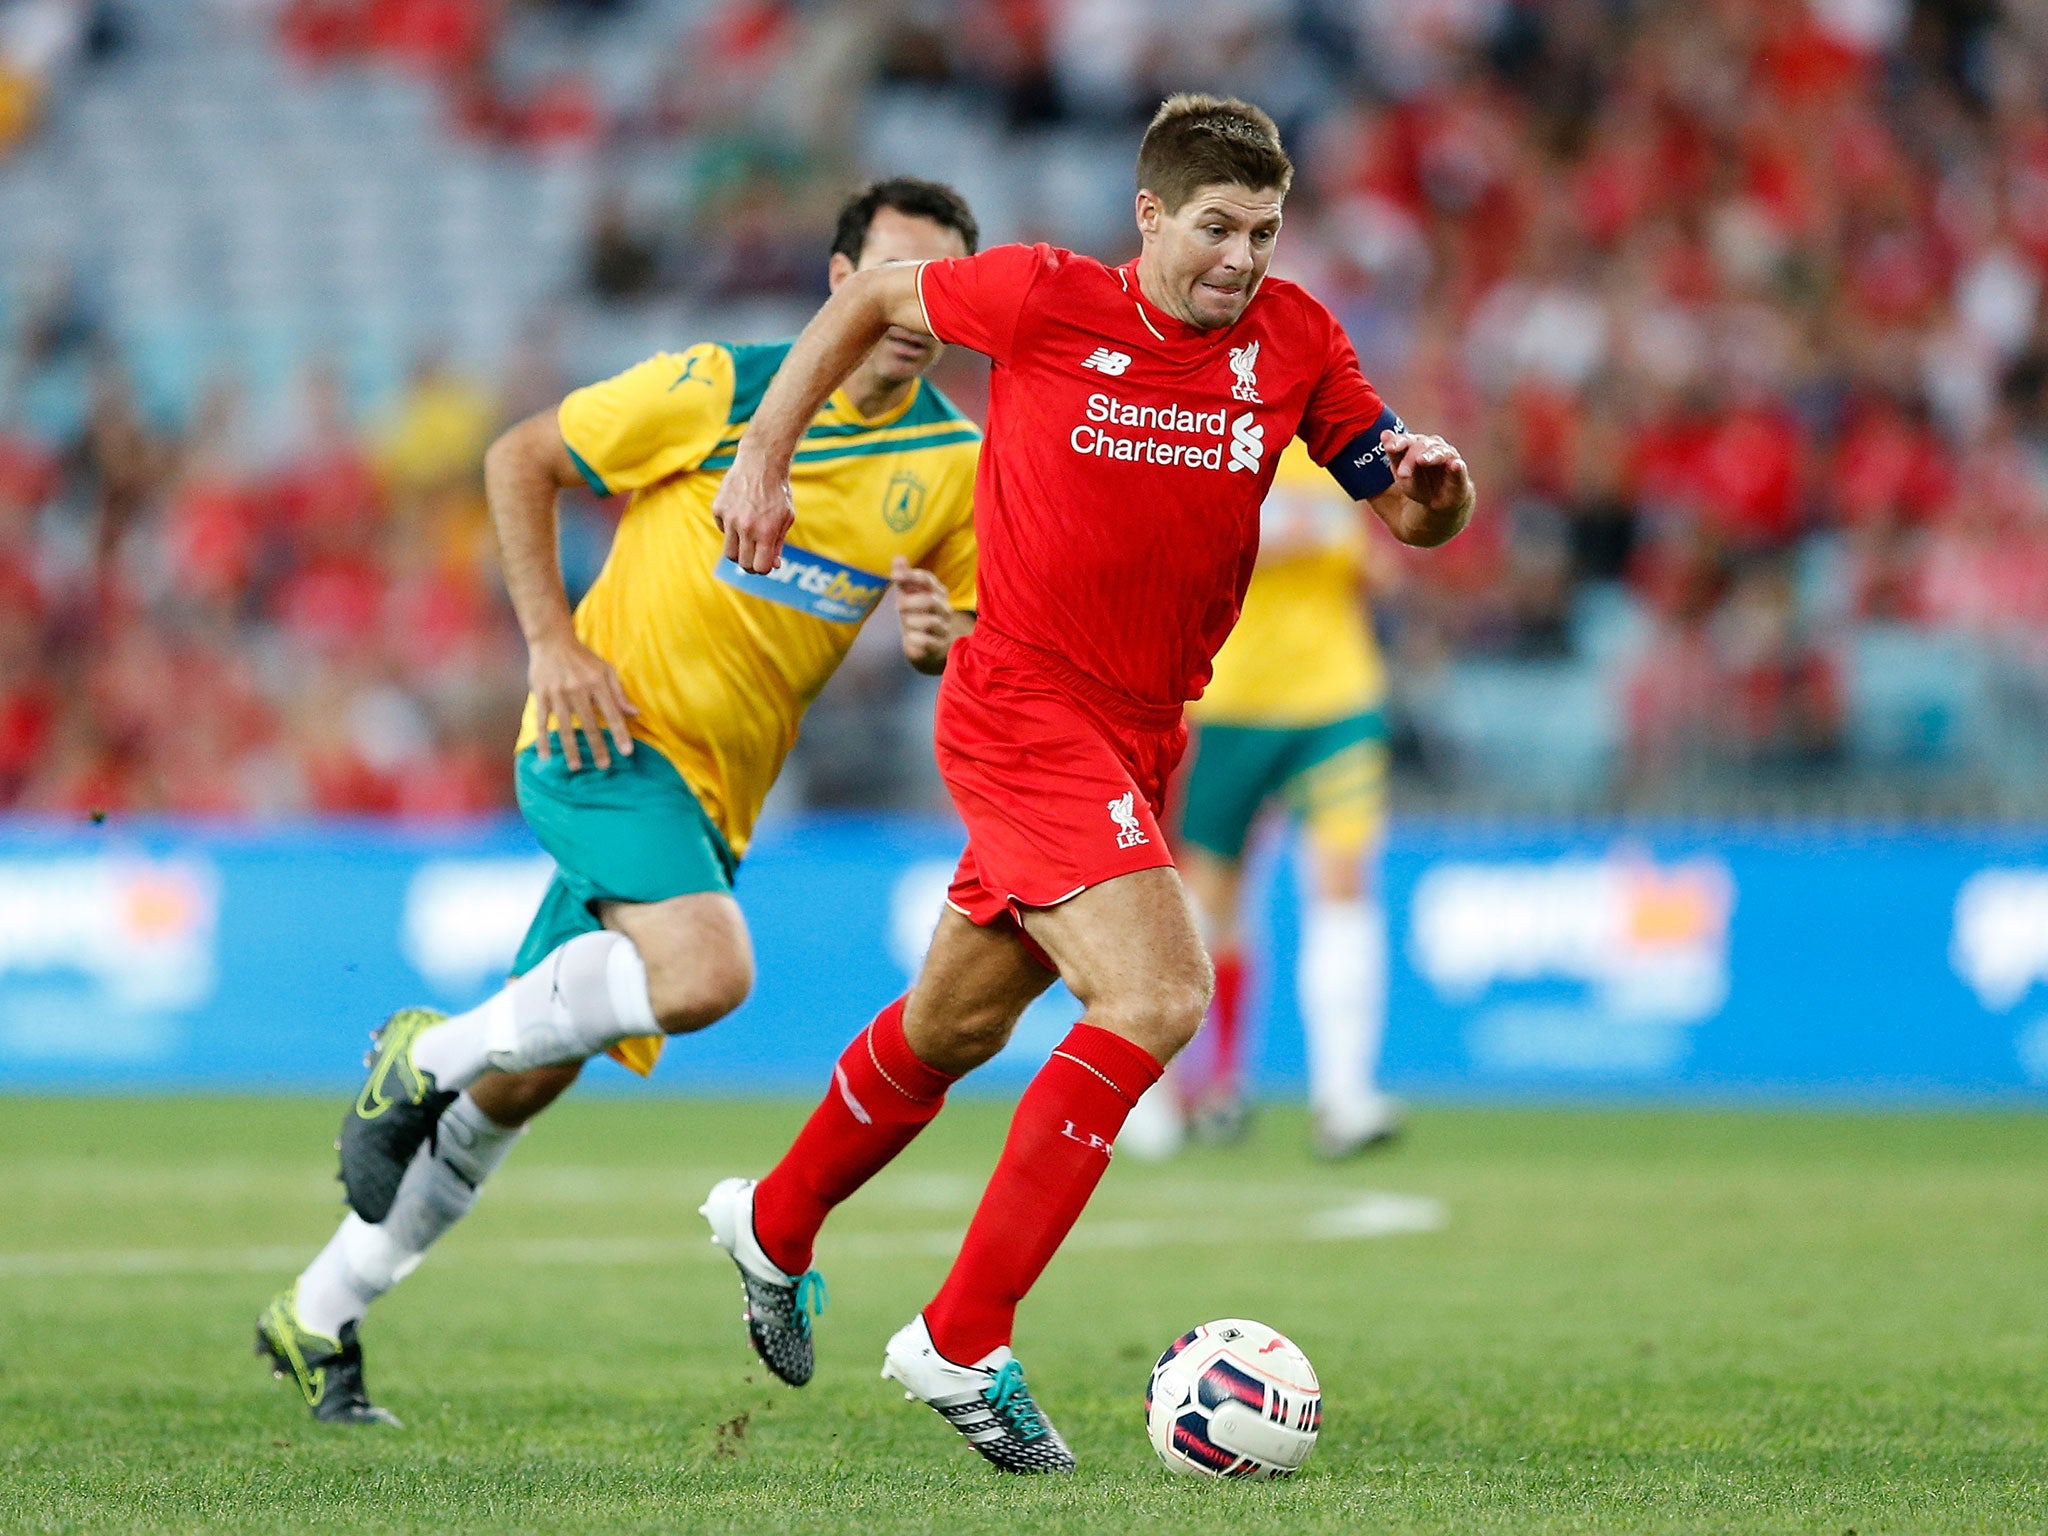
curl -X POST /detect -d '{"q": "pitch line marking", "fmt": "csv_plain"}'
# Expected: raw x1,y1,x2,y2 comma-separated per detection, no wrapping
1303,1193,1448,1239
0,1193,1446,1277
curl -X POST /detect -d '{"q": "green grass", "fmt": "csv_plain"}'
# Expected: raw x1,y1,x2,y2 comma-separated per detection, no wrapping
1,1096,2045,1534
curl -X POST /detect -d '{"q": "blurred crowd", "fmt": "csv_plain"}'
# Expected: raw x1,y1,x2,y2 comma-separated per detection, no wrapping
0,300,566,816
6,0,2048,818
1274,0,2048,789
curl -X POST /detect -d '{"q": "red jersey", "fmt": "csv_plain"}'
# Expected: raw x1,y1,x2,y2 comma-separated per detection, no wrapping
916,243,1391,712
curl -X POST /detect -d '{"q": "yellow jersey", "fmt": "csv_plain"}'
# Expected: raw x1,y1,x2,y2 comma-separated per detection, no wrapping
519,340,980,857
1191,438,1384,727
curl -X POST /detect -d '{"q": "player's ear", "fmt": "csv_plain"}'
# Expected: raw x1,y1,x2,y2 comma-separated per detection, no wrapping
827,251,857,293
1135,189,1161,240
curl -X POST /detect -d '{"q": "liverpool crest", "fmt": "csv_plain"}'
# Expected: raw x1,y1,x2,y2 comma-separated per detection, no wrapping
1229,340,1262,403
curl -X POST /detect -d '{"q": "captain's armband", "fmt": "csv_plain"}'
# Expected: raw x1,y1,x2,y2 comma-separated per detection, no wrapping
1324,406,1406,501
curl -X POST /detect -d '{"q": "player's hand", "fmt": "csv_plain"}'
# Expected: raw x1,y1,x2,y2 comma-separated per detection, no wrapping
711,464,795,575
528,632,638,771
892,557,955,671
1382,429,1473,514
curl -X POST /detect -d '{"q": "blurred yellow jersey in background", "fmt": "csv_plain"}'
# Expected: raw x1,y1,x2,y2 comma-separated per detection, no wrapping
1192,438,1384,728
518,339,981,858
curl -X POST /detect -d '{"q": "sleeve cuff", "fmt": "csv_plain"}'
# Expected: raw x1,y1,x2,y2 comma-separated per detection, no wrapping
564,444,611,498
913,261,943,343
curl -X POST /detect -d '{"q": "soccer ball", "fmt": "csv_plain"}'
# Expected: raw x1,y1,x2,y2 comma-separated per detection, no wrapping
1145,1318,1321,1479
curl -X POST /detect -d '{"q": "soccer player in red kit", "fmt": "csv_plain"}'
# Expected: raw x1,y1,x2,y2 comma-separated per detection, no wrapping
703,94,1475,1472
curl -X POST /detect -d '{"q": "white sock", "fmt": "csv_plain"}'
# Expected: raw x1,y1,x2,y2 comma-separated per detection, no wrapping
1301,897,1388,1125
410,930,657,1089
292,1093,525,1338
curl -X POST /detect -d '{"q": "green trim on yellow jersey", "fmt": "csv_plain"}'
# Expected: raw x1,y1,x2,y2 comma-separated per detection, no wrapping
698,389,973,457
698,425,981,472
726,340,795,426
565,445,610,498
797,384,971,436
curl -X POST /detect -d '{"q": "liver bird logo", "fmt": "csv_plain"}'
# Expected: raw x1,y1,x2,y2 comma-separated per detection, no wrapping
1108,791,1149,848
1229,340,1262,403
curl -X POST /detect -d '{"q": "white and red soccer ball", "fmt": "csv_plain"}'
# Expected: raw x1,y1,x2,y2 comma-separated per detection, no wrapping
1145,1318,1321,1479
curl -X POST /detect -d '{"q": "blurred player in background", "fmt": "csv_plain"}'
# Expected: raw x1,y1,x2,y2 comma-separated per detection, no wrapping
710,94,1472,1473
1170,436,1399,1158
255,178,983,1426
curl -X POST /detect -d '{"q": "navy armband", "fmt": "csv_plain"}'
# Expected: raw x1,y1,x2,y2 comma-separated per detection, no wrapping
1325,406,1406,500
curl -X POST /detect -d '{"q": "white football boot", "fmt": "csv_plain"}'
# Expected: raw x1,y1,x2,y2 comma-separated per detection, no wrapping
700,1176,826,1386
881,1313,1075,1473
1312,1091,1403,1159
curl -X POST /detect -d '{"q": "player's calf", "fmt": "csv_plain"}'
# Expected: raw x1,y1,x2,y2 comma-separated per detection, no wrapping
467,1061,582,1127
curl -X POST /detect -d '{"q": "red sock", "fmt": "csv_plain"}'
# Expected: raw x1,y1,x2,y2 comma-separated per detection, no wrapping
923,1022,1163,1364
751,997,957,1275
1205,949,1246,1099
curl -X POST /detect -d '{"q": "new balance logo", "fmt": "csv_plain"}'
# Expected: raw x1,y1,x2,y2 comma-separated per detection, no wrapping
1082,347,1132,375
1227,411,1265,474
1109,791,1148,849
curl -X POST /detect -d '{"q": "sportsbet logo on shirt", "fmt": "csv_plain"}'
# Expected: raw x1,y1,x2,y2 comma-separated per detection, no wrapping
1070,391,1265,473
716,544,889,624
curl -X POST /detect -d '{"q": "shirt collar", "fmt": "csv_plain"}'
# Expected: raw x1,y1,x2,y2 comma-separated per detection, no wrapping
827,377,922,428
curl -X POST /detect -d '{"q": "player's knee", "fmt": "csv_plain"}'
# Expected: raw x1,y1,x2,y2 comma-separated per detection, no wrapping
935,1000,1021,1070
645,945,754,1035
1160,971,1215,1057
1097,963,1211,1061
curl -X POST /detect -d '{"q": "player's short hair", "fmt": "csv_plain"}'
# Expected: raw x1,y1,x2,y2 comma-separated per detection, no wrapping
832,177,979,262
1136,93,1293,212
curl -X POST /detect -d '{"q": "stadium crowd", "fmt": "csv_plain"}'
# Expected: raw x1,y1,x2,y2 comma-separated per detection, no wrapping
4,0,2048,817
0,323,546,815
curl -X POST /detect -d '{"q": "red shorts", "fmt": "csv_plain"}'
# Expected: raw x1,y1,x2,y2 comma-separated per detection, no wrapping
937,629,1187,933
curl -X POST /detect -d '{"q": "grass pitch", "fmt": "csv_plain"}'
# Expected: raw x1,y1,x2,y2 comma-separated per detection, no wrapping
1,1096,2044,1534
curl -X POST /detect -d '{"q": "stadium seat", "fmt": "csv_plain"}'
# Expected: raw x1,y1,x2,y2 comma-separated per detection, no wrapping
1845,625,1994,767
1416,658,1621,800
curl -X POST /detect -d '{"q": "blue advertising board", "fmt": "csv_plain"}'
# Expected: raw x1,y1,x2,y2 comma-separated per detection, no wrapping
2,815,2047,1101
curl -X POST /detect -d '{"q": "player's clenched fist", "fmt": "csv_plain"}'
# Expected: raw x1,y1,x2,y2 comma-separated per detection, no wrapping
1381,429,1472,513
711,466,796,575
528,632,639,771
891,557,956,673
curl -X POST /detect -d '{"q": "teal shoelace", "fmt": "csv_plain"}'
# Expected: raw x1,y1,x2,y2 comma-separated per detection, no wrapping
982,1360,1047,1442
791,1270,828,1337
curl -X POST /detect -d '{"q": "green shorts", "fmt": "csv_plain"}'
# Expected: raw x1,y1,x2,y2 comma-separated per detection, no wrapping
509,733,738,977
1179,711,1388,861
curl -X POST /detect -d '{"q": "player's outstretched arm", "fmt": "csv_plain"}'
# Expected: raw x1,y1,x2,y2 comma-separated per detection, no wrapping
1368,429,1476,549
712,263,932,574
890,557,975,675
484,410,638,771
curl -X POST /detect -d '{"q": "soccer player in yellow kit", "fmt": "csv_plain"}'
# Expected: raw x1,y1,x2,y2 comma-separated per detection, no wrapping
1169,436,1400,1158
256,180,983,1425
